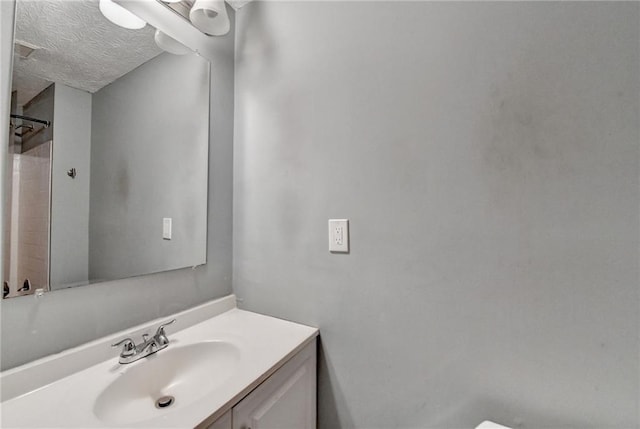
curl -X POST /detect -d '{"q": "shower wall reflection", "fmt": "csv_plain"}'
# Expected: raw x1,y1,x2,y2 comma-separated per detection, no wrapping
4,83,56,298
8,142,52,297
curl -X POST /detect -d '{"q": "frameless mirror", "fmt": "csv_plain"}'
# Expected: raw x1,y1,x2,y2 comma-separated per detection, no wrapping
3,0,209,299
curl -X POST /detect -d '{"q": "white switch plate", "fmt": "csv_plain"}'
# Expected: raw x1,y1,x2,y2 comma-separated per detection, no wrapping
163,218,172,240
328,219,349,253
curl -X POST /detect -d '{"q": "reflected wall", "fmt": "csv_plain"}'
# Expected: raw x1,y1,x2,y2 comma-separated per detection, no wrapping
89,53,209,285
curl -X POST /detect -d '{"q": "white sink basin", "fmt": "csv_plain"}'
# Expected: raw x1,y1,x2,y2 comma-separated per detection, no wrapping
1,297,318,429
93,341,240,425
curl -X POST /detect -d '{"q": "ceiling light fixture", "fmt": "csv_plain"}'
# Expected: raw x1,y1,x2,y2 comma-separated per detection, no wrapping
99,0,147,30
154,30,192,55
189,0,229,36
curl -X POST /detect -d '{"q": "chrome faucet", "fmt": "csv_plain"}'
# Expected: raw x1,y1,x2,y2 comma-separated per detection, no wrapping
112,319,176,364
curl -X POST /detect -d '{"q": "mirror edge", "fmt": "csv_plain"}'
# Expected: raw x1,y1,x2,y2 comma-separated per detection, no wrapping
1,0,17,298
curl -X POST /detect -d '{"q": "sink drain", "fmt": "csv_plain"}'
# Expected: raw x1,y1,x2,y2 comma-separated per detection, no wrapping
155,395,175,409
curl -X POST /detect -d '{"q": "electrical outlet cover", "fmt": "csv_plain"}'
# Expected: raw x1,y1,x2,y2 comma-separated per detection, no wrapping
328,219,349,253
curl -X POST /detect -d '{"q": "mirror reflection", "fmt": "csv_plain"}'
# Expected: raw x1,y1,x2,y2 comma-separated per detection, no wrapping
4,0,209,299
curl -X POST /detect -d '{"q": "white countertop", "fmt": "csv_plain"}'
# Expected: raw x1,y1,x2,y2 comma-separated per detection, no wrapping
0,295,318,428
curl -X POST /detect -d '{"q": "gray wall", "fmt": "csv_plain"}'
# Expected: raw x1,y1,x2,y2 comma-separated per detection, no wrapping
50,84,91,289
0,4,235,370
233,2,639,428
90,53,208,282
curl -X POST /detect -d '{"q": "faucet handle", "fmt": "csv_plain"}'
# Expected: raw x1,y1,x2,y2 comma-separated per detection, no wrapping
154,319,176,346
112,337,134,348
155,319,176,335
111,338,136,356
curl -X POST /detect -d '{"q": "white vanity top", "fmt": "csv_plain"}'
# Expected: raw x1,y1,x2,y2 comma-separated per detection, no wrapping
0,295,318,428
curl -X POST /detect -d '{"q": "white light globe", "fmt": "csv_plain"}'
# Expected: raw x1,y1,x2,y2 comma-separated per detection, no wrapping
154,30,192,55
99,0,146,30
189,0,230,36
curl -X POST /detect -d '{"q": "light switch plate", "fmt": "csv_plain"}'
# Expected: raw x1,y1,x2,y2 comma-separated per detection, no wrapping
163,217,172,240
328,219,349,253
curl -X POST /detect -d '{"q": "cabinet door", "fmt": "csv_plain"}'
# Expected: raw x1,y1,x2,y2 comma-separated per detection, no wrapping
233,341,316,429
207,410,232,429
205,410,232,429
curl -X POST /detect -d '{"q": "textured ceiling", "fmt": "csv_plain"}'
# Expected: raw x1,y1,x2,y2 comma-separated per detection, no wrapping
13,0,163,106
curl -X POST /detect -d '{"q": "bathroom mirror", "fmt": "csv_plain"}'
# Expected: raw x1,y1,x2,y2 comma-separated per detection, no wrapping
3,0,209,298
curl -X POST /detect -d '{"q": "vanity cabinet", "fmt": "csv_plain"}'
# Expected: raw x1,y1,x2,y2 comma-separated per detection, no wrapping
208,411,232,429
0,300,319,429
204,339,316,429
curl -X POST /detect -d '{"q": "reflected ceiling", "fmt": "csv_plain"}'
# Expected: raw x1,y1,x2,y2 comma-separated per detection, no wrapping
13,0,163,105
